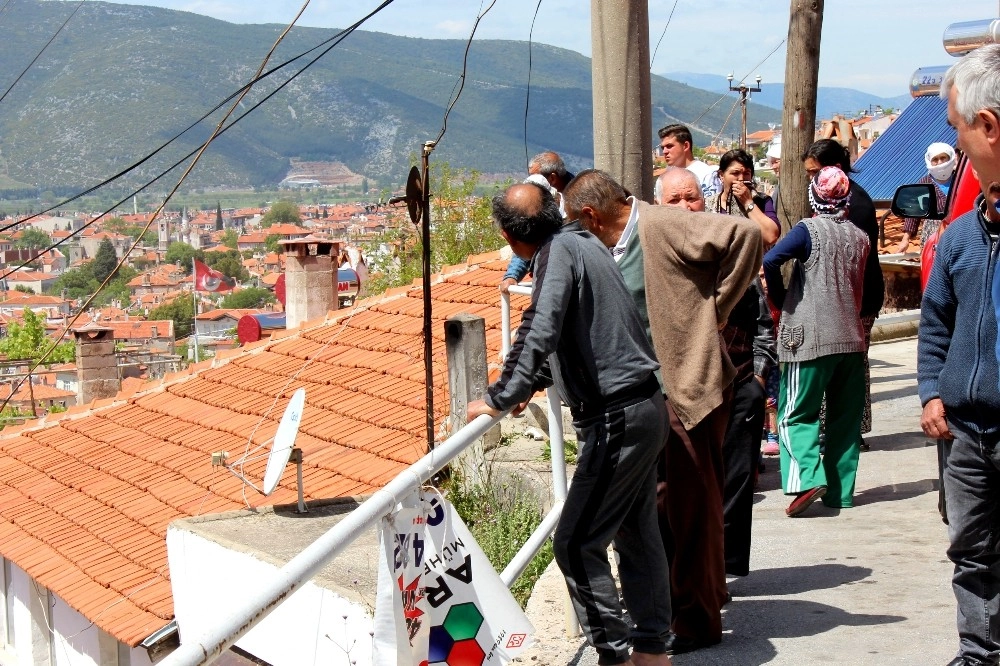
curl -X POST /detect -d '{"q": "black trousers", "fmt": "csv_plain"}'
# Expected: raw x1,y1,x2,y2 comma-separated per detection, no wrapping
722,377,766,577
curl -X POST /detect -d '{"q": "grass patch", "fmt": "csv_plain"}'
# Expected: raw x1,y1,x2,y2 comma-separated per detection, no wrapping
444,472,553,608
540,438,578,464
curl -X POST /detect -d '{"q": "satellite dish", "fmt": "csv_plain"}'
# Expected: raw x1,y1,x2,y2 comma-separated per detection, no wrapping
262,388,306,495
405,166,423,226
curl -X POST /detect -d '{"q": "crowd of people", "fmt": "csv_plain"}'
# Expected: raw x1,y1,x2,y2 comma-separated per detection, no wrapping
465,44,1000,666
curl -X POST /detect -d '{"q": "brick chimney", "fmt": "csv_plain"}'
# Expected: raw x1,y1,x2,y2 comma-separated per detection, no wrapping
74,323,120,404
280,236,341,330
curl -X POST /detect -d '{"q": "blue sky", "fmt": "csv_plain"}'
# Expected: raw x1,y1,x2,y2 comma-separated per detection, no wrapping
110,0,999,96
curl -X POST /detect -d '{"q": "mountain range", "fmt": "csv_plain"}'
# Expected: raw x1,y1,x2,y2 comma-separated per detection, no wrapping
0,1,784,193
663,72,913,122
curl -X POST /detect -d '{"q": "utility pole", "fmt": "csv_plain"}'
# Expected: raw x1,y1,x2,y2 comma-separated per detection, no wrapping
728,73,762,151
591,0,653,201
776,0,824,238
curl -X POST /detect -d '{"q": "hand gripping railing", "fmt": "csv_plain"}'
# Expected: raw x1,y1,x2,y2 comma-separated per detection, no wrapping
161,285,568,666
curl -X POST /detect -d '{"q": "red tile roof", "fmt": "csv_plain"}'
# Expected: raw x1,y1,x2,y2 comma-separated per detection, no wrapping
0,252,528,647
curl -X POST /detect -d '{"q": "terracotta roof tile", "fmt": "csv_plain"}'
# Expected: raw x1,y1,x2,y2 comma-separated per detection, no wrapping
0,252,528,647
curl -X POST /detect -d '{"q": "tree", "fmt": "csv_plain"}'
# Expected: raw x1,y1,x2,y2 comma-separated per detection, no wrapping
14,285,34,294
215,201,224,231
264,233,283,254
15,227,52,251
221,287,276,309
149,297,195,340
260,200,300,228
204,250,249,283
164,242,204,274
91,239,120,284
0,309,75,363
220,227,238,249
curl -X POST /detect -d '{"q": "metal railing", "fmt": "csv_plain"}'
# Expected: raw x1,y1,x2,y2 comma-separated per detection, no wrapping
161,285,567,666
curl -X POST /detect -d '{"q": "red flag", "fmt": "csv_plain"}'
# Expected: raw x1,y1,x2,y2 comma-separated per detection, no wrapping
193,259,235,292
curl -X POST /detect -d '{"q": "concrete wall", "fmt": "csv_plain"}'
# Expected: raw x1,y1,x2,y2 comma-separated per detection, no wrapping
0,558,153,666
166,528,374,666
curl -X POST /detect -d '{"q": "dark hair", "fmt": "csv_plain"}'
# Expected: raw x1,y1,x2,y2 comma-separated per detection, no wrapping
657,123,693,147
718,149,755,178
562,169,629,221
802,139,854,173
491,183,563,245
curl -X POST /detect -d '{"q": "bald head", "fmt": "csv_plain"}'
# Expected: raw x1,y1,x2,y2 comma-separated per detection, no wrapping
657,168,705,211
492,182,563,245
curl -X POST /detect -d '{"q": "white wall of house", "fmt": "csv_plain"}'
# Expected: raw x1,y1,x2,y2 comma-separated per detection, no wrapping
0,558,154,666
167,528,374,666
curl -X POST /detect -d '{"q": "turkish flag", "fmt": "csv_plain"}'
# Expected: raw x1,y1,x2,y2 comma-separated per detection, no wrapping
194,259,235,292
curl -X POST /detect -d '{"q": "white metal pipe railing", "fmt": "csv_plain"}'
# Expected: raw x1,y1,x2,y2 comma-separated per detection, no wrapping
161,412,506,666
163,284,571,665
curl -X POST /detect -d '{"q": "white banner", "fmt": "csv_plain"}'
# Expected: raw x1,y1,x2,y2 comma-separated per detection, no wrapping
373,490,535,665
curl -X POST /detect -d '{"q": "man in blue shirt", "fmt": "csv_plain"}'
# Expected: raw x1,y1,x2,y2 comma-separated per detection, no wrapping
920,44,1000,666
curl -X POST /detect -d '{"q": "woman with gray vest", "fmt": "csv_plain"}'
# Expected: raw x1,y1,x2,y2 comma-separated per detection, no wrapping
762,166,870,517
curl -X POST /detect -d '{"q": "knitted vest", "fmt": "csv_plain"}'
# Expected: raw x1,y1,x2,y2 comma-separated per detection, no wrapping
777,215,869,362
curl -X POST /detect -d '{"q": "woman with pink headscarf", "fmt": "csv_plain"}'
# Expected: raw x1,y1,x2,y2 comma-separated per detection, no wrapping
762,166,871,518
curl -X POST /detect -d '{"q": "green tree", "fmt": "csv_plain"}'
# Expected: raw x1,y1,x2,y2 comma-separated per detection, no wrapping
215,201,224,231
49,266,99,300
15,227,52,251
264,233,283,254
363,163,507,295
0,309,75,363
260,200,300,228
149,297,195,340
220,287,276,309
91,238,120,284
164,242,204,274
204,250,249,283
220,227,238,249
14,285,35,294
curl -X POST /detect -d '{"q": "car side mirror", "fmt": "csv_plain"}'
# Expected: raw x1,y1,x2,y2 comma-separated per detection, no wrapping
891,183,944,220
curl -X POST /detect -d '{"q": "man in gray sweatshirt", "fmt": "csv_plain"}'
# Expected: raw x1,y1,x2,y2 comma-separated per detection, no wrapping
468,182,672,666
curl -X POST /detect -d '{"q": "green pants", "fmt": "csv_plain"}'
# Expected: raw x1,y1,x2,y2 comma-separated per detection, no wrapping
778,353,865,507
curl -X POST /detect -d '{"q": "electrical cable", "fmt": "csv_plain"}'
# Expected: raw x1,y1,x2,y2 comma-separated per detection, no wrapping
0,0,399,237
0,0,87,107
649,0,679,71
434,0,499,145
688,38,786,128
1,0,401,279
523,0,544,169
0,0,332,416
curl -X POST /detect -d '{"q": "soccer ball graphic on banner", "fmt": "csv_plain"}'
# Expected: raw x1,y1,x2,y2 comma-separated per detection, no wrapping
427,603,485,665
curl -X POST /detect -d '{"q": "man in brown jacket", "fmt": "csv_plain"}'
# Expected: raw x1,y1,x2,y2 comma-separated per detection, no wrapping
563,169,762,655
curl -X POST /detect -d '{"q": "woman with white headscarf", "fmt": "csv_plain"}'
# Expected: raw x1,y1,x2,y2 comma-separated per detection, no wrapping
897,142,957,253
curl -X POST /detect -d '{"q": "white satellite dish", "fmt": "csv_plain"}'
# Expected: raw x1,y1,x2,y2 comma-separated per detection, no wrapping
262,388,306,496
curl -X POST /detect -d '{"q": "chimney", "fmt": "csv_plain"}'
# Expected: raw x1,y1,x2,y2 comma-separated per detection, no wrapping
73,323,120,405
280,235,341,330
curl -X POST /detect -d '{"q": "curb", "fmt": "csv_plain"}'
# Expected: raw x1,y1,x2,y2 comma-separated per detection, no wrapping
871,309,919,343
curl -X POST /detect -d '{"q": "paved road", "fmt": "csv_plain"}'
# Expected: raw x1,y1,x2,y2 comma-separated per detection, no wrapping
517,337,960,665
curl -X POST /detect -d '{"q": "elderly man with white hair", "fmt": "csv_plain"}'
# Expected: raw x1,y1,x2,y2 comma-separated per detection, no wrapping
917,43,1000,666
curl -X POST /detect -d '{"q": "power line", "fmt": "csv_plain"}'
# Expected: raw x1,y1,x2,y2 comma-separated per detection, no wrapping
523,0,544,169
0,0,88,107
0,0,401,415
0,0,399,238
649,0,679,71
1,0,402,278
688,38,786,128
434,0,499,145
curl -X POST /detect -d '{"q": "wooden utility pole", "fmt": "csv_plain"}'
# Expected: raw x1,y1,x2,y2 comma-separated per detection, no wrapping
591,0,653,201
776,0,824,237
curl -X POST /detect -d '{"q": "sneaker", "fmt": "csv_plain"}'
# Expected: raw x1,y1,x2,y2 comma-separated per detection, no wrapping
859,437,870,452
786,485,827,517
762,440,779,456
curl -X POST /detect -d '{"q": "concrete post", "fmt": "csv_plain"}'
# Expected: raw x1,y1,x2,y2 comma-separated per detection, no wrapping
591,0,653,202
445,314,499,485
74,323,120,405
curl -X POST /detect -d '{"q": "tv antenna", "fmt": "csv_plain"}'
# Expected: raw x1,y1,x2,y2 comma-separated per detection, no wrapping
212,388,309,513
